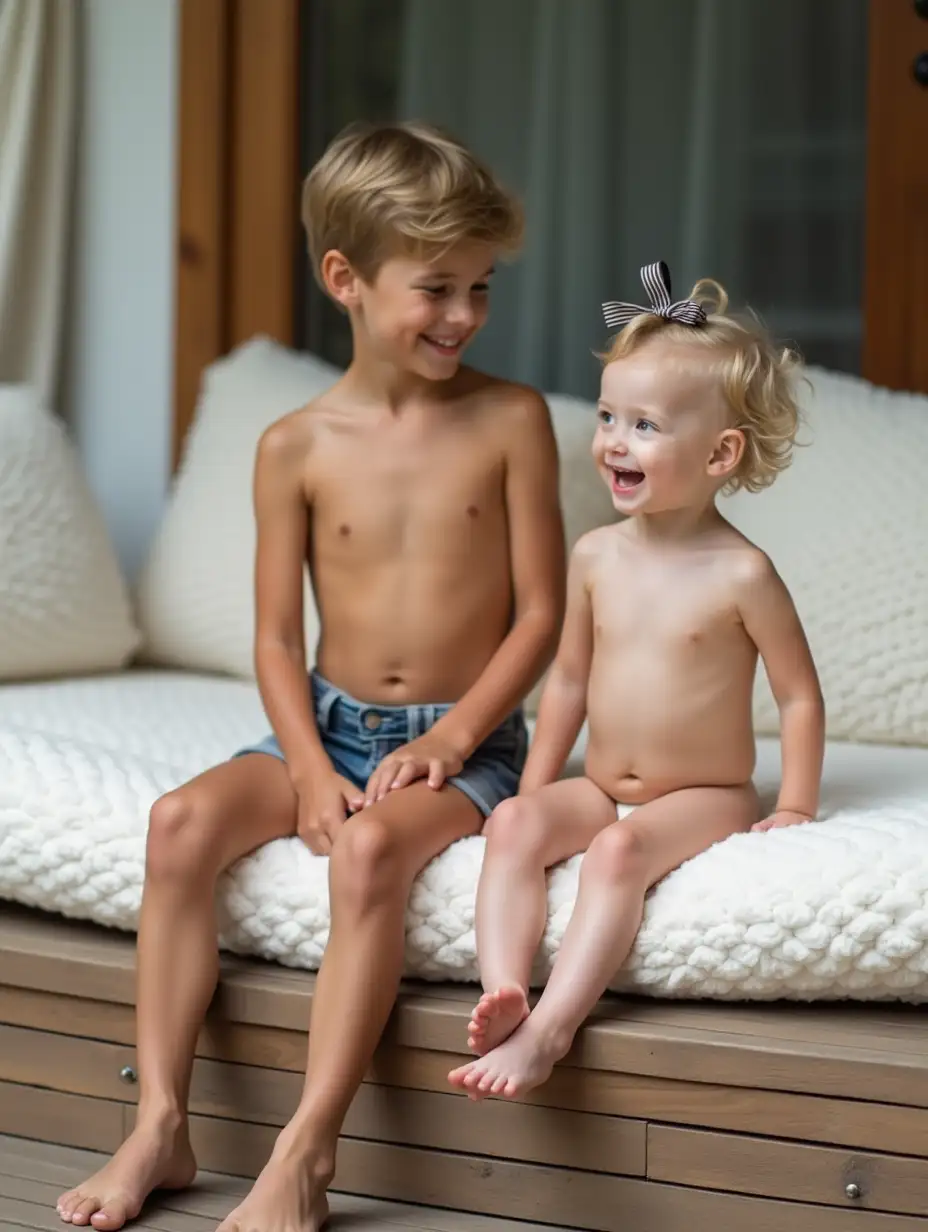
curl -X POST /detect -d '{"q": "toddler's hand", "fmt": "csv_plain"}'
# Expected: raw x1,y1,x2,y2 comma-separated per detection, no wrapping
296,770,363,855
752,809,814,833
365,734,465,804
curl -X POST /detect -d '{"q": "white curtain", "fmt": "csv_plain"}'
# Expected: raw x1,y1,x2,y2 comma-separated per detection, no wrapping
399,0,866,399
0,0,76,408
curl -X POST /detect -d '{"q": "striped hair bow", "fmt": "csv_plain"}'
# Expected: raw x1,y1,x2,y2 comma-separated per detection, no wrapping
602,261,706,332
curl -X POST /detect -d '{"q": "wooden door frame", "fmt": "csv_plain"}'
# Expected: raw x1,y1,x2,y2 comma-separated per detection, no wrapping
173,0,300,470
172,0,926,470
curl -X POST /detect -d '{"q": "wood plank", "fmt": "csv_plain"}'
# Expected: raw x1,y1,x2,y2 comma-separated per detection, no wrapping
863,0,928,394
3,906,926,1110
648,1124,928,1217
3,989,928,1161
0,1026,644,1178
0,1084,124,1155
186,1117,927,1231
0,1137,568,1232
0,1176,215,1232
173,0,230,470
226,0,299,351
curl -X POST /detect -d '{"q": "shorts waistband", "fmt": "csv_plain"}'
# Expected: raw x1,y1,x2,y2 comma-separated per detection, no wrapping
310,670,453,741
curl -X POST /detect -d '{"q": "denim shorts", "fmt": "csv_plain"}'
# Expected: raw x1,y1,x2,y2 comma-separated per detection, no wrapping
234,670,527,818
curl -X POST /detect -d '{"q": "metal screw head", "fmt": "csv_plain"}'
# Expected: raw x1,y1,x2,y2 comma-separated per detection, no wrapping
119,1064,138,1085
845,1182,862,1201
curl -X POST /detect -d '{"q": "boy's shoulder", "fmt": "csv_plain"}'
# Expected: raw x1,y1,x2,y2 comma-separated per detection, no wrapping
572,521,624,570
456,368,552,428
256,385,348,462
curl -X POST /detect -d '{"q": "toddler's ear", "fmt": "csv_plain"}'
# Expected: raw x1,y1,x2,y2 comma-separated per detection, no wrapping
707,428,745,480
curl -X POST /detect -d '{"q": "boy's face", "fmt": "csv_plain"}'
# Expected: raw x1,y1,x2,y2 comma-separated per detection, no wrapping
593,340,741,514
353,242,496,380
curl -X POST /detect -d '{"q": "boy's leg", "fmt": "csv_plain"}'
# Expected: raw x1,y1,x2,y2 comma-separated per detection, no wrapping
456,783,758,1101
466,778,616,1057
58,755,298,1230
216,780,481,1232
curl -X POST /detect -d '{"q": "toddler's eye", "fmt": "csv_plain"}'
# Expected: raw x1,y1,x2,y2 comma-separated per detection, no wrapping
636,419,657,433
597,409,614,426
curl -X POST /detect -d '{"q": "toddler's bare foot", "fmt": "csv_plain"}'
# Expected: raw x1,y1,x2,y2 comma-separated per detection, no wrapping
465,984,529,1055
448,1018,569,1101
57,1113,196,1229
216,1136,332,1232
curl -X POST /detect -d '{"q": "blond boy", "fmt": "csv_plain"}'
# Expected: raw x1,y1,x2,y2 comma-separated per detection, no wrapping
449,263,825,1101
58,122,565,1232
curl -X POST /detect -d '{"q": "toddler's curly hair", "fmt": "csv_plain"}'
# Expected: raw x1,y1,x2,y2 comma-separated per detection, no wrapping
601,281,802,494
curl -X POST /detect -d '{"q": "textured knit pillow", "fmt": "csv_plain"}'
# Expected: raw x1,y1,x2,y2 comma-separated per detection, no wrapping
723,367,928,746
0,385,140,680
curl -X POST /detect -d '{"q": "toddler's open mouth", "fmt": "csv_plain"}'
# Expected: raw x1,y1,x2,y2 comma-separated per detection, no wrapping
610,466,645,493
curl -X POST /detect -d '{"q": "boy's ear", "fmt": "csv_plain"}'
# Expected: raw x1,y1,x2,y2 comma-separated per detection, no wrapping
707,428,745,480
320,249,361,309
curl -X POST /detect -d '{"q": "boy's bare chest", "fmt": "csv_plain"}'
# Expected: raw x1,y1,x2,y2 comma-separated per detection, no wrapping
310,436,506,553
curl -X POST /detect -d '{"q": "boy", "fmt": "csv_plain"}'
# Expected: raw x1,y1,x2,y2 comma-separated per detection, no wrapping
58,121,565,1232
449,263,825,1102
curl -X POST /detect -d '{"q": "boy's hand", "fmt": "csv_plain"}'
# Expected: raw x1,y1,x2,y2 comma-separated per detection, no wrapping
365,734,465,804
295,770,364,855
752,809,815,833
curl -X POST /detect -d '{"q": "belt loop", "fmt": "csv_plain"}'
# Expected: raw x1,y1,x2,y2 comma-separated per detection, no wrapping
313,679,339,732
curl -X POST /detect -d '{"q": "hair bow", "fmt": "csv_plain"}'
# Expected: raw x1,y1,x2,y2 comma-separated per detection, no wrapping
602,261,706,331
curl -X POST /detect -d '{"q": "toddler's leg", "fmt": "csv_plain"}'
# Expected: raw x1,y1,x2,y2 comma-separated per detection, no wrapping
57,755,298,1230
458,783,758,1100
216,780,481,1232
464,778,615,1058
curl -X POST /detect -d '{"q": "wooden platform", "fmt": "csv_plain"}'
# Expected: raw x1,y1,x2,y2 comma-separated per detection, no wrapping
0,1135,559,1231
1,904,927,1230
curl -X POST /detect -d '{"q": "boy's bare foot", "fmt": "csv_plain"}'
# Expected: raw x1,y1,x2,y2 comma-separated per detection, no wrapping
56,1115,196,1229
465,984,529,1055
448,1018,568,1100
216,1138,332,1232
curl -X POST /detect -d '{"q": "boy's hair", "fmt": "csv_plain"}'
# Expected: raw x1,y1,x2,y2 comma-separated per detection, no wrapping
302,120,523,290
601,281,802,494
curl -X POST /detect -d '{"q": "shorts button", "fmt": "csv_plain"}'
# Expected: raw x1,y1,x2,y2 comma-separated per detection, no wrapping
363,712,382,731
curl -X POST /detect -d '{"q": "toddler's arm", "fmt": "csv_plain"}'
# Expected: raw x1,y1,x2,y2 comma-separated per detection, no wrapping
519,537,595,793
738,554,825,828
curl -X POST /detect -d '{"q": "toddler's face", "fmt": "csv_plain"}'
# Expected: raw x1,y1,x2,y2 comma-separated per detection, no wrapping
356,242,496,381
593,341,733,514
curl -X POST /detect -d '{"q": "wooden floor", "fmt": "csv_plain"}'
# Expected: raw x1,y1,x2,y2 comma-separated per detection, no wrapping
2,905,927,1230
0,1135,555,1231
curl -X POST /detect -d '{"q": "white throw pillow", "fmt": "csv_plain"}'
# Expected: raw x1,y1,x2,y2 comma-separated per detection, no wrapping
723,367,928,746
137,338,615,698
137,338,340,677
0,386,140,680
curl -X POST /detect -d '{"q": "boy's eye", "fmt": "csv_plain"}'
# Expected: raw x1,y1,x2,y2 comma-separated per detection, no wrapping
472,282,490,294
420,285,448,297
636,418,657,433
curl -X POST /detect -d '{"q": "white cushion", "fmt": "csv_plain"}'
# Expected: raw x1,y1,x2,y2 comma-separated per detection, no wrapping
0,670,925,1000
0,386,140,680
135,338,615,701
723,368,928,746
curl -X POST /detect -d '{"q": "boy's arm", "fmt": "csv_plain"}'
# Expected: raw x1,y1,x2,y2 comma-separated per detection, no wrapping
738,554,825,830
434,389,566,754
519,539,595,793
372,390,564,799
253,418,361,826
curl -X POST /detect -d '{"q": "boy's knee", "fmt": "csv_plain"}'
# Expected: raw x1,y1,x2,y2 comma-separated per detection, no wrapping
330,815,403,905
484,796,545,858
586,824,644,883
146,789,218,882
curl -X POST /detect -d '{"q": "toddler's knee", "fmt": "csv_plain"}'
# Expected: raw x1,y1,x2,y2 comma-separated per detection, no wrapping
330,815,403,908
483,796,546,859
146,789,219,883
586,824,645,884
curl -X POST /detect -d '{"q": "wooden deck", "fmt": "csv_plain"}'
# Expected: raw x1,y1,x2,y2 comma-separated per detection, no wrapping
1,904,927,1230
0,1135,555,1231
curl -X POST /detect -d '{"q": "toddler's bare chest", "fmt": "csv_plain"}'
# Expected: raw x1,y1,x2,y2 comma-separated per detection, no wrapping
591,575,744,660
